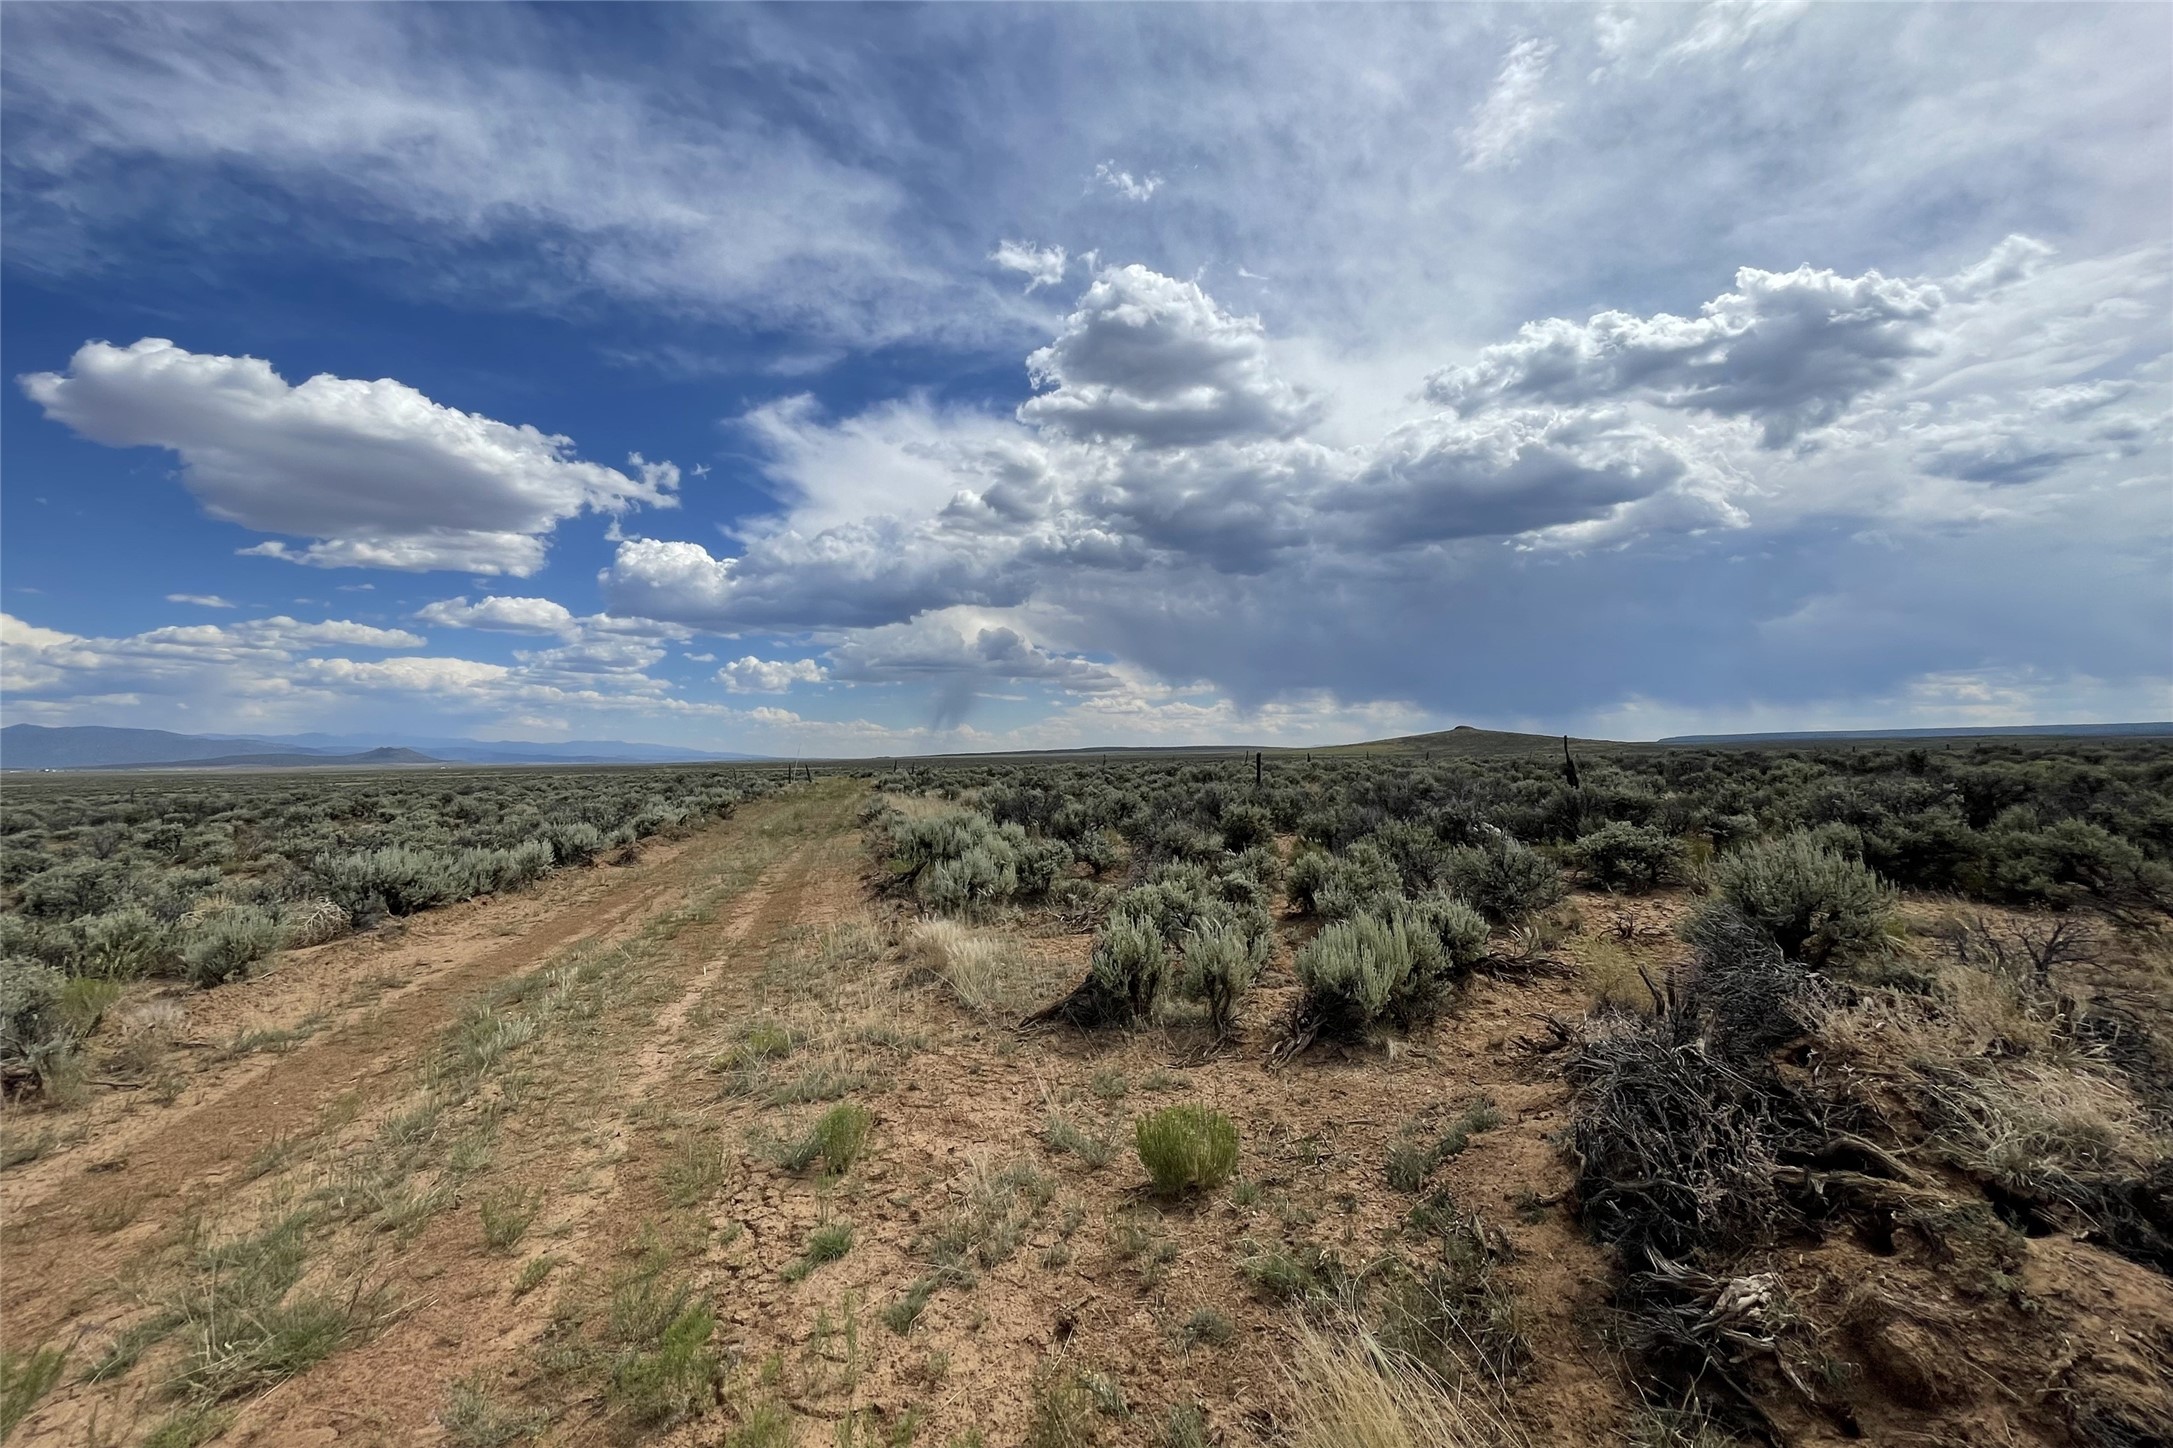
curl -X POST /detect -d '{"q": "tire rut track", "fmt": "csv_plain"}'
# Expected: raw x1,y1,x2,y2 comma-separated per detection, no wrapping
0,801,807,1349
217,793,863,1447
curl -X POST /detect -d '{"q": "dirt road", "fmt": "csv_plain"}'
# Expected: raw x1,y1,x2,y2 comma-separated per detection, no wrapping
2,783,868,1445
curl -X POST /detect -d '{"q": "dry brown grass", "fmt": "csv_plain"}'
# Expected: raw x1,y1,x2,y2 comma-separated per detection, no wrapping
1285,1322,1531,1448
900,918,1039,1016
1571,937,1658,1015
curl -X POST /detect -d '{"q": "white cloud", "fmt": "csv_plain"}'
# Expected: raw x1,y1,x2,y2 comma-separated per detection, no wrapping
717,656,828,693
827,609,1123,693
0,608,769,738
1457,38,1558,171
1424,258,1952,446
601,263,1751,634
416,595,580,636
600,243,2167,733
166,593,236,608
0,7,1005,352
22,339,678,574
1019,265,1323,447
991,240,1068,291
1092,161,1161,202
1946,233,2057,299
250,617,426,649
1664,0,1810,63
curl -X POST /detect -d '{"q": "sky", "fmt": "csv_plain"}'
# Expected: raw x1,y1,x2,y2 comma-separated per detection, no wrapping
3,1,2169,754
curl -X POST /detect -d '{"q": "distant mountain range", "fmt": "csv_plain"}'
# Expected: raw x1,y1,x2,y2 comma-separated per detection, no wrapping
0,724,774,770
1657,723,2173,744
5,719,2166,772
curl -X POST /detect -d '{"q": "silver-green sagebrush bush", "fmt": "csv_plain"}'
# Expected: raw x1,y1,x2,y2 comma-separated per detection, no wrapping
0,960,72,1094
1135,1104,1239,1197
1177,919,1268,1035
180,905,282,987
1707,832,1895,966
1091,914,1169,1022
1290,894,1487,1042
1574,822,1686,894
1441,835,1564,924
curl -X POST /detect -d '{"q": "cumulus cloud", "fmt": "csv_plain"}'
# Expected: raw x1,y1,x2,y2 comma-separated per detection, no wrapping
2,610,423,702
1092,161,1161,201
166,593,235,608
0,608,760,737
21,339,678,574
991,240,1068,291
1018,266,1323,447
1340,409,1736,547
1458,38,1558,171
717,656,828,693
601,263,1752,634
1424,259,1954,445
604,522,1034,633
597,243,2166,735
416,595,580,636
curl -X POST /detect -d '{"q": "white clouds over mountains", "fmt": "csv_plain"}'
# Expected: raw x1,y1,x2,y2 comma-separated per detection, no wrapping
21,339,678,574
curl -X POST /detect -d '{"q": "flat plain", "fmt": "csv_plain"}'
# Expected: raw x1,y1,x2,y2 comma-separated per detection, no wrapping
3,741,2169,1448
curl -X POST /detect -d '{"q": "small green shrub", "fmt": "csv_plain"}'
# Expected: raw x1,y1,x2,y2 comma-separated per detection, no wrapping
181,906,281,987
610,1303,717,1425
1024,1365,1101,1448
1442,835,1564,923
1574,823,1686,893
1395,893,1490,1020
0,961,72,1094
1180,1308,1234,1347
1238,1241,1341,1302
605,1240,718,1426
1308,840,1406,922
1135,1104,1239,1197
1289,906,1471,1037
440,1371,546,1446
78,904,180,977
661,1136,727,1206
1286,848,1335,915
1078,914,1168,1025
1709,832,1895,966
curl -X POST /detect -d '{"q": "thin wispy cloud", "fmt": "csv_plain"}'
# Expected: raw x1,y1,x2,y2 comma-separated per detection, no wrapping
1458,38,1559,171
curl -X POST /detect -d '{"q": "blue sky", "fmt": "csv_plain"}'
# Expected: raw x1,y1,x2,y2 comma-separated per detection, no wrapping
4,2,2168,752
